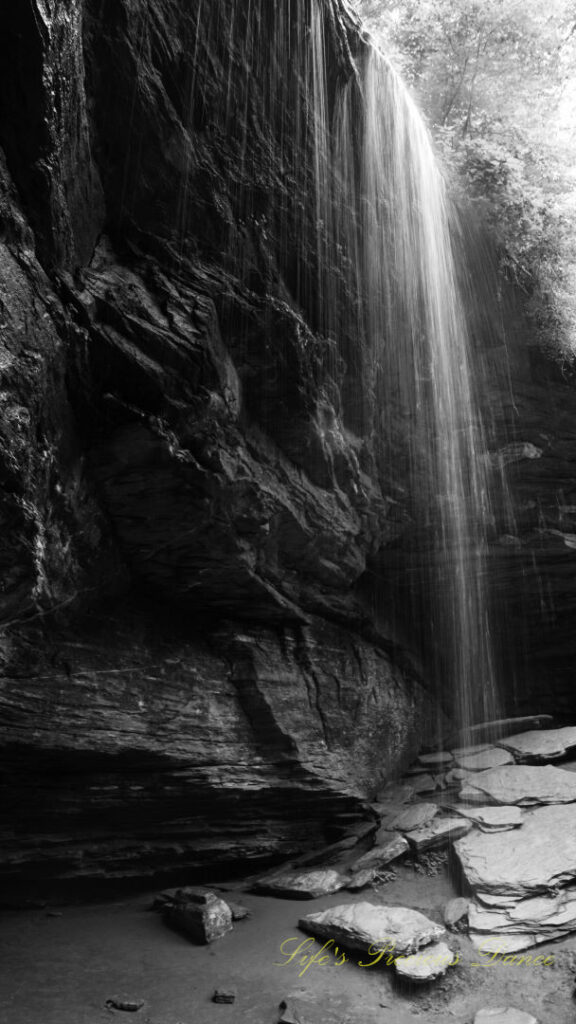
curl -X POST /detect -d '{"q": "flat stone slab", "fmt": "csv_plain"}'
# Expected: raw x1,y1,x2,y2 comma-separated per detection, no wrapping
469,888,576,939
394,941,456,982
299,902,445,956
470,930,564,953
456,748,515,772
497,727,576,764
454,803,576,899
253,869,348,899
459,764,576,805
418,752,453,768
451,805,523,832
411,774,439,794
406,817,472,852
352,834,409,872
388,803,438,833
474,1010,539,1024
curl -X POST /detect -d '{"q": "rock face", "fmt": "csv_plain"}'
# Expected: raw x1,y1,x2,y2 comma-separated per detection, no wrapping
0,612,433,884
0,0,444,886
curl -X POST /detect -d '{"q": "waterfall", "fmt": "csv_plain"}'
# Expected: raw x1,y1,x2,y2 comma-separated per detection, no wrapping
186,0,502,736
334,47,500,734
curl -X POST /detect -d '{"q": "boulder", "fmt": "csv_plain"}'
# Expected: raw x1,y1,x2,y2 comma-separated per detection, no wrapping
299,902,445,956
163,889,233,944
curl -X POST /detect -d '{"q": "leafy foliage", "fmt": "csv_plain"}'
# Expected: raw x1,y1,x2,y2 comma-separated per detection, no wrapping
353,0,576,356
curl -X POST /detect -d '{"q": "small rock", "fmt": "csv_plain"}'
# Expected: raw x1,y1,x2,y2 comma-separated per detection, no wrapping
212,989,236,1004
406,817,472,853
394,941,456,982
105,997,145,1012
300,902,445,956
226,901,251,921
389,803,438,833
443,897,469,931
474,1010,539,1024
164,890,233,944
418,752,453,769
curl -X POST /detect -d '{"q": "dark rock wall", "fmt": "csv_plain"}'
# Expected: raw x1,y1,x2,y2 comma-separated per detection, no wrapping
0,0,436,886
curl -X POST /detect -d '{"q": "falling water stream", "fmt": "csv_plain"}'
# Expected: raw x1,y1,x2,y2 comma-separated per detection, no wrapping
336,48,501,735
182,0,503,737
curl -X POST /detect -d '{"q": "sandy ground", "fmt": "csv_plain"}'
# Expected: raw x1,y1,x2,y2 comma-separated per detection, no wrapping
1,857,575,1024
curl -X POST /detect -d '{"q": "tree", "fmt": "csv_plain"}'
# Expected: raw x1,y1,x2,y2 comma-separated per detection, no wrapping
353,0,576,356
